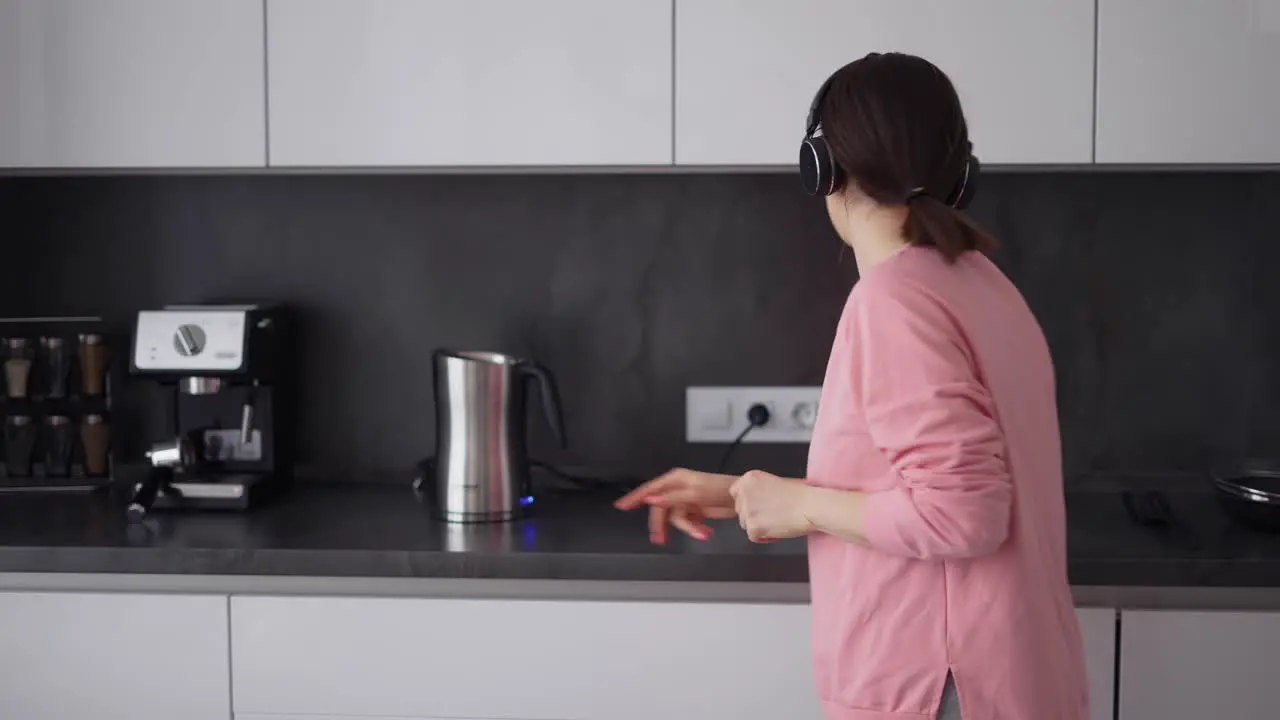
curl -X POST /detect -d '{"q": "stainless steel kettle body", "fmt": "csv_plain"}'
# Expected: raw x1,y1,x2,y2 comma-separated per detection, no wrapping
432,350,566,522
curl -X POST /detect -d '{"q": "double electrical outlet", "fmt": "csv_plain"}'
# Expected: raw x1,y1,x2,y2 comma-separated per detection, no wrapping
685,386,822,444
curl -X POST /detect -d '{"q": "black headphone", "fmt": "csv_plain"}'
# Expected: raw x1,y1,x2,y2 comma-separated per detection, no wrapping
798,67,980,209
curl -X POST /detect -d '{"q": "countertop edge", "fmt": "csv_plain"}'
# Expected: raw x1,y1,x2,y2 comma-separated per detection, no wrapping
5,572,1280,610
0,572,813,603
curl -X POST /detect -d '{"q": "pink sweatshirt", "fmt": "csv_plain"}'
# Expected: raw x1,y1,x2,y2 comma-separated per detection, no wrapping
806,246,1088,720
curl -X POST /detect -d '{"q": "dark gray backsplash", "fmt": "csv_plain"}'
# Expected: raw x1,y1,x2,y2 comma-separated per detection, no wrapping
1,171,1278,481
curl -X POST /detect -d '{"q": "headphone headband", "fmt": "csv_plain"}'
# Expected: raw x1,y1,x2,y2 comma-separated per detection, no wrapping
804,65,844,139
799,61,979,209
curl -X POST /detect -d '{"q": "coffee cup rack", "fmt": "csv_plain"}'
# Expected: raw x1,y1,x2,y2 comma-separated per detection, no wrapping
0,316,117,491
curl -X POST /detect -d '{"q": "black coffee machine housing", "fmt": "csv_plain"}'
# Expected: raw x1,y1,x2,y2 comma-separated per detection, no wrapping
128,304,295,516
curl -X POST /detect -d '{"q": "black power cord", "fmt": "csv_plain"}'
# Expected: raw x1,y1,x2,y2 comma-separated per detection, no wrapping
717,403,772,473
529,459,643,493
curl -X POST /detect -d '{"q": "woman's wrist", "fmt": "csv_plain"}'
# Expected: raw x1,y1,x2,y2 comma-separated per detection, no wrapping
799,485,825,533
800,486,830,533
801,485,869,544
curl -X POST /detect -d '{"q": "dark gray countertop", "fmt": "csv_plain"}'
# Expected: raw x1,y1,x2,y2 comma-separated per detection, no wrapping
1,479,1280,588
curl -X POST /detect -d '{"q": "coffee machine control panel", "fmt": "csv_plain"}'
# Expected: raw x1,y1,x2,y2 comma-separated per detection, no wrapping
133,309,248,373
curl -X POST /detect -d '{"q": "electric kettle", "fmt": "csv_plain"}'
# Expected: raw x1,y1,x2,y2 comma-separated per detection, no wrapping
427,349,566,522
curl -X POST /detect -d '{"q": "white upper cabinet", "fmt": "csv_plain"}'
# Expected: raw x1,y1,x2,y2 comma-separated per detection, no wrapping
675,0,1096,166
266,0,673,167
0,0,265,168
1096,0,1280,164
9,0,1275,169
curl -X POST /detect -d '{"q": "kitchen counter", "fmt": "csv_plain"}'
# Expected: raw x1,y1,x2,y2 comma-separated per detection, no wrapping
0,482,805,582
2,479,1280,607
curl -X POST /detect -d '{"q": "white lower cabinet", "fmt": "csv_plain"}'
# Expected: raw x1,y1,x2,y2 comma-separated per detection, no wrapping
231,596,820,720
1076,607,1117,720
1119,610,1280,720
231,597,1119,720
0,591,231,720
0,590,1120,720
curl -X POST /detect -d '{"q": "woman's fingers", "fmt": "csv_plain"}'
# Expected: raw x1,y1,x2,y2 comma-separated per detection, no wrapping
669,508,713,541
615,471,687,510
615,481,665,510
641,487,708,508
648,505,670,544
646,505,718,544
618,469,735,545
618,482,709,511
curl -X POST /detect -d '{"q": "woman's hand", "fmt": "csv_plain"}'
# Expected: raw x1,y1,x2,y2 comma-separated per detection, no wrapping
614,468,737,544
730,471,816,542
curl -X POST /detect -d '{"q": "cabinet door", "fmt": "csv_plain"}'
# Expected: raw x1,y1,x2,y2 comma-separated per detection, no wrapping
232,596,818,720
0,592,231,720
239,712,440,717
1076,608,1116,720
675,0,1095,165
1119,610,1280,720
267,0,672,167
0,0,265,168
1096,0,1280,163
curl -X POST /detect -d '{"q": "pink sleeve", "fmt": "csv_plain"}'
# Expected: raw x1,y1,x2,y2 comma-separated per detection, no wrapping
852,280,1012,560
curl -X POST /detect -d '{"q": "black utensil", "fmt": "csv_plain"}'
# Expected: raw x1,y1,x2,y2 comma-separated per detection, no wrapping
1122,489,1172,527
1122,489,1202,550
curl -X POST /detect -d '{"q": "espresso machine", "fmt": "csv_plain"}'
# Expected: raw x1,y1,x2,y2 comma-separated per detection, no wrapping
127,304,294,519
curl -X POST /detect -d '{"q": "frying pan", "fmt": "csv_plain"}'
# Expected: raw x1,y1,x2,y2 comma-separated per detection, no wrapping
1211,463,1280,533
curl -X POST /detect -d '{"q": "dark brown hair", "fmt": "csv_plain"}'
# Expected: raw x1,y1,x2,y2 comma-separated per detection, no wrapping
819,52,995,261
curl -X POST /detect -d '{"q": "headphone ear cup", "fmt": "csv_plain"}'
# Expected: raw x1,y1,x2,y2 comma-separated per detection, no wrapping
799,136,842,197
948,155,980,209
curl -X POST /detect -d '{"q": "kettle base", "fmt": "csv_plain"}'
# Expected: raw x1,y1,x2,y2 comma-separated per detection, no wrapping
433,507,531,524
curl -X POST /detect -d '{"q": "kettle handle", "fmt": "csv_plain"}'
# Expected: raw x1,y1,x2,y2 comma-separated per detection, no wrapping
520,361,567,450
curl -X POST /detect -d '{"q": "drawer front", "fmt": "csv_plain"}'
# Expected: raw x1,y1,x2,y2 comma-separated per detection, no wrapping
0,591,230,720
231,596,817,720
236,716,491,720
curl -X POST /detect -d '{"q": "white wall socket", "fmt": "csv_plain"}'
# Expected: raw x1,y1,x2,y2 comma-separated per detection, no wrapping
686,386,823,444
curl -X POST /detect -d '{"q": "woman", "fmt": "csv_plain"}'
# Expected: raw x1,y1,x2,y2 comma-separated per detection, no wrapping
616,53,1088,720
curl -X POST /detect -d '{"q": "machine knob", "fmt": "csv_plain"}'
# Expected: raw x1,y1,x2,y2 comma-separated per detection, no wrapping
173,324,207,357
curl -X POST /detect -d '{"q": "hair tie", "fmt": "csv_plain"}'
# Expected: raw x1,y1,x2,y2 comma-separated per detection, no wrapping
904,186,927,203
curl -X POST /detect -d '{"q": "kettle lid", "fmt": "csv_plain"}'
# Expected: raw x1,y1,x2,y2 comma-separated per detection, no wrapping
436,349,522,366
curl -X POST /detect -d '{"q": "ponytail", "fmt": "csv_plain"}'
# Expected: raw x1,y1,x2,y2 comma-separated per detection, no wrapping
902,196,995,262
